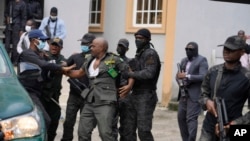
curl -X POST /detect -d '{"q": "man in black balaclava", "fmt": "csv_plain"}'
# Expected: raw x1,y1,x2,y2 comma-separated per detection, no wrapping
176,41,208,141
134,28,152,55
121,28,161,141
186,42,198,61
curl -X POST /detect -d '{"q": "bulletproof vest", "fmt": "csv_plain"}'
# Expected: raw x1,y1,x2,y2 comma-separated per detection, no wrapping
133,48,161,90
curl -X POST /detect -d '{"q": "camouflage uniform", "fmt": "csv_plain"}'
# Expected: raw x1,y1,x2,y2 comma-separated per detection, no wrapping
78,52,129,141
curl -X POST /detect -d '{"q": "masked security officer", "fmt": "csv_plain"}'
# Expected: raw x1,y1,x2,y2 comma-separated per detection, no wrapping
61,33,96,141
123,28,161,141
112,38,131,141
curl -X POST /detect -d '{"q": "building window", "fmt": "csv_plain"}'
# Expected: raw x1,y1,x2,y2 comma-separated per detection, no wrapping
134,0,162,26
89,0,105,32
126,0,167,33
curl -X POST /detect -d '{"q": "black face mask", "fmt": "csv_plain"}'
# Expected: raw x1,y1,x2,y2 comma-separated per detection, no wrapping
185,43,198,61
186,50,196,60
116,46,127,56
135,39,147,49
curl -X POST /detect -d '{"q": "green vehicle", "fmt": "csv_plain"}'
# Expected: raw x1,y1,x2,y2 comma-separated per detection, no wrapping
0,41,46,141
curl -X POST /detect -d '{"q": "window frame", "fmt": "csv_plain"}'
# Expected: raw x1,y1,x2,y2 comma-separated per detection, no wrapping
126,0,167,34
88,0,105,33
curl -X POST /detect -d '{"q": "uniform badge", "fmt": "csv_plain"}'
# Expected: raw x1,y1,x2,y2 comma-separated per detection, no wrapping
146,56,155,65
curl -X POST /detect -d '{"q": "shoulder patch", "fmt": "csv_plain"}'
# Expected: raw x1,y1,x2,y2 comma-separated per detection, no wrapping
85,54,91,59
146,55,155,65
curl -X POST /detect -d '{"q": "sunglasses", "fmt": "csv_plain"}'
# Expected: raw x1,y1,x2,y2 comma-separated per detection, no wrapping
185,48,195,51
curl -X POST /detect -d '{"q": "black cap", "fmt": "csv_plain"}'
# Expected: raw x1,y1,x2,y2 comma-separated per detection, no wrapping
134,28,151,40
118,38,129,48
50,38,63,48
218,35,246,50
78,33,96,44
50,7,58,15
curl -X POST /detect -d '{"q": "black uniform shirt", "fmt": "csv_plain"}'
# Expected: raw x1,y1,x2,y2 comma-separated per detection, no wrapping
4,0,27,29
19,48,62,71
18,48,62,95
201,63,250,133
67,52,89,94
132,45,161,90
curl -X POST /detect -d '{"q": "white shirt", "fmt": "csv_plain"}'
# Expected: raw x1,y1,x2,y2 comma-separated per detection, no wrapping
240,53,250,70
185,60,192,79
88,58,99,77
17,32,30,54
39,17,66,39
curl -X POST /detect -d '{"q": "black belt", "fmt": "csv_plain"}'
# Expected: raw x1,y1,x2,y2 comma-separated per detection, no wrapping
132,89,154,94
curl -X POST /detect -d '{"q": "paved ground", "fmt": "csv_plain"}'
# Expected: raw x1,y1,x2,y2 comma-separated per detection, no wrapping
55,76,205,141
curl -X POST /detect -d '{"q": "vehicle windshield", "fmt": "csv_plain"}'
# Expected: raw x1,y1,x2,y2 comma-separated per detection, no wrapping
0,50,11,77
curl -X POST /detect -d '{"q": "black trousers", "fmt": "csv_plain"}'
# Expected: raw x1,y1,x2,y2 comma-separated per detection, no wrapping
4,24,20,63
177,97,201,141
120,90,157,141
61,93,84,141
41,95,61,141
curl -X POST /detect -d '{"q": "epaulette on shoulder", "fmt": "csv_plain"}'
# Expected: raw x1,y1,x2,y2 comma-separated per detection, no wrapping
85,54,91,59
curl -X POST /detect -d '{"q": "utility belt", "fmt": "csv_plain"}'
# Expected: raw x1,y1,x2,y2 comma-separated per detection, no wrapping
132,89,155,94
133,83,156,90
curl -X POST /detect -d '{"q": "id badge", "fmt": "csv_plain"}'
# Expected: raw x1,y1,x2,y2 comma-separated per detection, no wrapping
108,68,118,78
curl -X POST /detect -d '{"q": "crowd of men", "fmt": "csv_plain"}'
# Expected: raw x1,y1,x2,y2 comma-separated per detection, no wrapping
3,1,161,141
3,1,250,141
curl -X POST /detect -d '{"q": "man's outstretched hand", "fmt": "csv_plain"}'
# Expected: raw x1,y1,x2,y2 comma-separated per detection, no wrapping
62,64,76,75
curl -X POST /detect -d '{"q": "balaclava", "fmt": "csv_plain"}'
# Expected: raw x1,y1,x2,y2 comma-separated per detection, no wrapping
186,42,198,61
134,28,151,49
